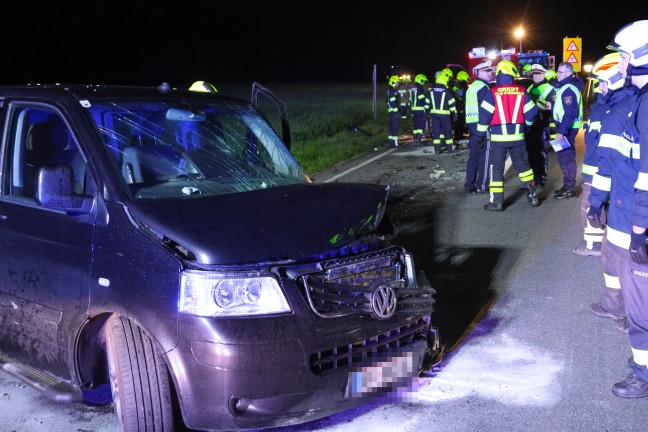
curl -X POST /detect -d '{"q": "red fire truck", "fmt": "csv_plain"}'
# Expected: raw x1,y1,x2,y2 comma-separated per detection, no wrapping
467,46,555,78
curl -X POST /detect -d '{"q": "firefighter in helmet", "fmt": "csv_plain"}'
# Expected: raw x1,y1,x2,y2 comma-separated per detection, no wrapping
387,75,401,147
410,74,430,145
428,72,457,154
477,59,539,211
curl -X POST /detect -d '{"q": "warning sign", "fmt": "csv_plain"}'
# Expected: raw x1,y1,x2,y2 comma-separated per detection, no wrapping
563,37,582,72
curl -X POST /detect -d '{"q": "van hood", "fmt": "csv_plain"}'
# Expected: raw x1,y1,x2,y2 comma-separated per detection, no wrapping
126,183,390,265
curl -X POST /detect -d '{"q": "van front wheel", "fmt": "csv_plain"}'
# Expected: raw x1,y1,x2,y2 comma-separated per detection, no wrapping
106,315,174,431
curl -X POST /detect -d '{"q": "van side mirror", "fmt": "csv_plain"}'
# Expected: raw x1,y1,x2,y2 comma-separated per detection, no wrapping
35,165,94,214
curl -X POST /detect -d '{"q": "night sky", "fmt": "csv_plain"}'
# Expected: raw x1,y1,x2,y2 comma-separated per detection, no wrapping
2,1,645,87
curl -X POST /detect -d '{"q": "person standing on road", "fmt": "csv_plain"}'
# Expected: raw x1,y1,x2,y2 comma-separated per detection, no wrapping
464,61,493,194
477,60,539,211
582,55,637,335
608,19,648,399
453,70,470,143
526,64,554,189
550,62,584,199
574,53,629,258
428,72,457,154
387,75,401,148
410,74,430,146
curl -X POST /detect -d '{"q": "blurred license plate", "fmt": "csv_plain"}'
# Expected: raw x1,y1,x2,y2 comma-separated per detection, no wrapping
346,340,427,399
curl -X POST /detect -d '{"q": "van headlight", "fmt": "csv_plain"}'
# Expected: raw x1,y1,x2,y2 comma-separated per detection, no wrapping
180,270,291,317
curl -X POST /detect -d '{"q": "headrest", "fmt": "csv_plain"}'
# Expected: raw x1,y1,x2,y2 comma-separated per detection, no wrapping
28,119,69,152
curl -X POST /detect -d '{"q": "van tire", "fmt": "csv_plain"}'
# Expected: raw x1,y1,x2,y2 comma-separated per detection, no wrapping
106,315,174,431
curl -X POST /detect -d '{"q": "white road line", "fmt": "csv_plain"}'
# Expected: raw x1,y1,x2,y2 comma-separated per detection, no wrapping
323,148,397,183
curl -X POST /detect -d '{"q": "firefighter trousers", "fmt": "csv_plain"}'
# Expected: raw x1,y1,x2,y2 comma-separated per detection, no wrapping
600,238,626,317
464,124,489,193
431,114,453,152
616,245,648,381
579,182,607,250
488,143,534,205
388,112,399,146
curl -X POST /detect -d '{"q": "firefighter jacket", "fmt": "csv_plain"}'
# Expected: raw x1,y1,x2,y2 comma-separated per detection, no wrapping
631,85,648,230
552,75,583,138
588,87,639,250
581,92,612,183
528,79,554,126
428,83,456,116
476,74,537,146
465,78,490,124
387,86,399,113
409,83,429,112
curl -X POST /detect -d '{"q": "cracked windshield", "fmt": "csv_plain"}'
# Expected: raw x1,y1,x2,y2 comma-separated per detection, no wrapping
87,98,307,200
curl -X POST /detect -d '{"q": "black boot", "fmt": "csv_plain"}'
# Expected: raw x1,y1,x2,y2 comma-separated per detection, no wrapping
526,185,540,207
484,203,504,211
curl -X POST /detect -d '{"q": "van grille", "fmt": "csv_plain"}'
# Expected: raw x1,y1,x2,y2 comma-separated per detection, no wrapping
298,246,435,318
309,318,429,374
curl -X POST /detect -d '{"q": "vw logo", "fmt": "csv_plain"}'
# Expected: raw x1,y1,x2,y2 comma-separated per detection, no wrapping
371,285,397,319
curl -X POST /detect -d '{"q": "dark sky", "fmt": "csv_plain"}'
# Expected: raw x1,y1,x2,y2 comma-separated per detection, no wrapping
2,1,645,87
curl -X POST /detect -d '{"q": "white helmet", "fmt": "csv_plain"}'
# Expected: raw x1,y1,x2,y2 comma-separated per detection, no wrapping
607,20,648,68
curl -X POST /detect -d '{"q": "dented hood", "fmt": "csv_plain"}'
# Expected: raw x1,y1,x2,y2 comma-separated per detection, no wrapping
126,183,389,265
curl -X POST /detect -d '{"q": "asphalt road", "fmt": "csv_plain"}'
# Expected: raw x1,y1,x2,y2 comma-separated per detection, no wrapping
1,134,645,431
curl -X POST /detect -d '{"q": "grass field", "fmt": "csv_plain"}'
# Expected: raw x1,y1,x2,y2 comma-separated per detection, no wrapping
219,82,412,175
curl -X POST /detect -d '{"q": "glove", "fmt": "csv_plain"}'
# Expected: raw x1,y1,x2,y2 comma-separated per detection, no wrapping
587,206,604,230
629,231,648,265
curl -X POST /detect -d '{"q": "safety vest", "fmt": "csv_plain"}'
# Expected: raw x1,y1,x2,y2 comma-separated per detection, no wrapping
553,83,583,129
465,80,488,124
478,83,536,142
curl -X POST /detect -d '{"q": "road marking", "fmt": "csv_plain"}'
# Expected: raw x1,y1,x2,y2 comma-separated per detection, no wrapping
323,148,398,183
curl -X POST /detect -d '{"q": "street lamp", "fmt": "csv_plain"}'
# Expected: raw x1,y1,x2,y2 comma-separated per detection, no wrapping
515,27,524,53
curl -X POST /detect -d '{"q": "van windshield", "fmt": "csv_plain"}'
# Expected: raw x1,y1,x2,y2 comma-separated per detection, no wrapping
85,98,308,200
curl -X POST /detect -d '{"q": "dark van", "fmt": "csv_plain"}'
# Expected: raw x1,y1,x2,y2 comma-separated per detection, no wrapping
0,83,440,431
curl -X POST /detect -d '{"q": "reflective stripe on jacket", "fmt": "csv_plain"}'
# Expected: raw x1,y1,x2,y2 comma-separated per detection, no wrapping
465,79,489,124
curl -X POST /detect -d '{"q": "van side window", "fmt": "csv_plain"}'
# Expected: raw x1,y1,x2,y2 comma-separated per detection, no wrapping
3,106,90,202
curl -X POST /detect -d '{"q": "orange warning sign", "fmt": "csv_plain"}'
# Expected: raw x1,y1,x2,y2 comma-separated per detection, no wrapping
563,37,582,72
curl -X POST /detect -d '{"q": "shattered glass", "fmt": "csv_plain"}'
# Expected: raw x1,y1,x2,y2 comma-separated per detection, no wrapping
85,98,307,200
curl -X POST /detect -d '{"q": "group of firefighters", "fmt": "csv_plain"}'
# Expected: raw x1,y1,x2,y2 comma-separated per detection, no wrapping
387,20,648,399
387,68,470,154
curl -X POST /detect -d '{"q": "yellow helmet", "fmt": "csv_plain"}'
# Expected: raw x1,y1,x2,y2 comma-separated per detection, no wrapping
590,52,624,91
436,72,449,86
388,75,400,87
496,60,518,77
545,69,557,81
414,74,428,85
189,81,218,93
456,71,469,82
441,67,454,78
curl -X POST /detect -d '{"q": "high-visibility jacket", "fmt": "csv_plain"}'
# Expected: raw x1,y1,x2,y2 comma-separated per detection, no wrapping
588,88,639,250
387,86,399,113
464,78,490,124
409,83,429,112
428,84,456,115
552,77,583,137
581,92,613,183
477,80,537,144
631,85,648,229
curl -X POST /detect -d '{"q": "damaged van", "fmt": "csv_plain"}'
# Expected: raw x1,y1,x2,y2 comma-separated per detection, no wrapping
0,83,441,431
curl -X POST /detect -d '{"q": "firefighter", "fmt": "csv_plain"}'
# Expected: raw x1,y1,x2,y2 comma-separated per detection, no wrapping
428,72,457,154
464,61,493,194
584,52,637,335
189,81,218,93
550,62,584,199
476,60,539,211
574,53,628,257
397,75,410,119
608,19,648,398
526,64,554,188
387,75,401,147
410,74,430,145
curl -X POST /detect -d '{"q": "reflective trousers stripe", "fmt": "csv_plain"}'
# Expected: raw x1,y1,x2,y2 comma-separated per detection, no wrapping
607,226,630,250
604,273,621,290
